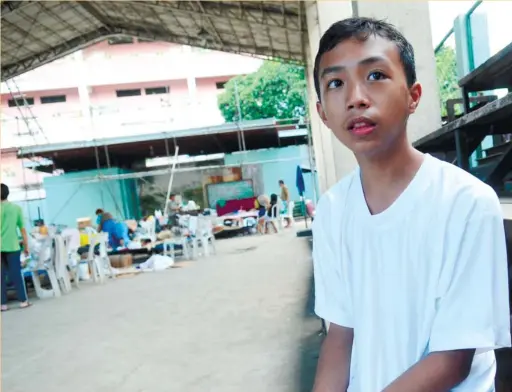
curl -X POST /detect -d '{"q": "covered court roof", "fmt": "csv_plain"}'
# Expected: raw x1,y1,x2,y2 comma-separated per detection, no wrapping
17,118,309,172
1,1,307,81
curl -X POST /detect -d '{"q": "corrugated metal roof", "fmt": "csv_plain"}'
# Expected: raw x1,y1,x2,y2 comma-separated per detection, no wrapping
16,117,309,172
1,1,307,81
17,118,278,155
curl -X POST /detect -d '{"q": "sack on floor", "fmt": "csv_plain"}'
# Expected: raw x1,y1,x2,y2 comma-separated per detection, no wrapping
137,255,174,272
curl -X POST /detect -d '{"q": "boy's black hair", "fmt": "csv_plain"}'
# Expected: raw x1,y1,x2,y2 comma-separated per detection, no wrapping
314,17,416,101
95,208,104,215
1,183,9,201
278,180,284,185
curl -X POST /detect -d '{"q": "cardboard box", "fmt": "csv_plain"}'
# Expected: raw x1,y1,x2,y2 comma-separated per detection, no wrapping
109,254,133,269
77,217,92,230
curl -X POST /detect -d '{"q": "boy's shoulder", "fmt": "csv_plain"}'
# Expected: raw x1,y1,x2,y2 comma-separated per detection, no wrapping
314,169,359,222
314,154,502,222
428,155,501,216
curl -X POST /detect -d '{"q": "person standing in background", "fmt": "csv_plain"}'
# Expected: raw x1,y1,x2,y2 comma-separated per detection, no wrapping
279,180,292,228
1,183,31,311
279,180,290,205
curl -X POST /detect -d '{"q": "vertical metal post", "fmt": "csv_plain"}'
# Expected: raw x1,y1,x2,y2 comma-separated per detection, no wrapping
93,142,105,209
234,80,246,151
462,87,471,115
164,146,180,214
455,129,469,171
303,88,319,205
104,145,111,168
164,137,170,158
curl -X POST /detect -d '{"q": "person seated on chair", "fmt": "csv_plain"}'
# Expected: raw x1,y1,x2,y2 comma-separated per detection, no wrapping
95,208,104,232
265,193,279,234
98,212,131,249
255,195,270,234
141,215,161,234
35,219,49,236
165,194,182,228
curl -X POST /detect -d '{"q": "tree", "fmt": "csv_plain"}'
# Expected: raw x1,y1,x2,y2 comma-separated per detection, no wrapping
217,61,307,122
435,46,460,117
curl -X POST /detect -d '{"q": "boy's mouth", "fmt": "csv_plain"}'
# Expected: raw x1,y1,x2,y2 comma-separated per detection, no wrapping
347,116,377,136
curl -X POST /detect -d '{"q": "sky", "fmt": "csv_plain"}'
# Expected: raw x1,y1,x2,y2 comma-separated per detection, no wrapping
428,1,512,56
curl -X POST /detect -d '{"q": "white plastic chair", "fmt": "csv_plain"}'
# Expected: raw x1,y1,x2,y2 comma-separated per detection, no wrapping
62,229,81,288
30,237,62,299
267,204,280,233
196,216,216,257
139,219,157,243
53,235,72,293
187,216,200,259
87,233,116,283
163,236,191,260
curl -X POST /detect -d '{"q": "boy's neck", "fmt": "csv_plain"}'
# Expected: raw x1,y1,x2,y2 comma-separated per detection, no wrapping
357,137,424,191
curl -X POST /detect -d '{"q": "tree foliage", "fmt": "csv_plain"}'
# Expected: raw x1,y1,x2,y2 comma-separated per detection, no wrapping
435,46,460,117
217,61,307,122
218,51,460,122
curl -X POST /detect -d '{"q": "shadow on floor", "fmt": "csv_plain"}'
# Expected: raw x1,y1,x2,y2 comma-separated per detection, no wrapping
295,238,323,392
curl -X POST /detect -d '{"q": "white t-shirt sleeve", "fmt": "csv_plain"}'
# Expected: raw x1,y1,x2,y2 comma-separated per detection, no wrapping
312,200,353,328
429,196,511,353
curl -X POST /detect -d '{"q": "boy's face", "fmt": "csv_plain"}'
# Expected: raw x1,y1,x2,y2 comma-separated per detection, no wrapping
316,35,421,158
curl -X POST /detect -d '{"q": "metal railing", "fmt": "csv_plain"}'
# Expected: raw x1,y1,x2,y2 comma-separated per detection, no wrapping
434,1,482,119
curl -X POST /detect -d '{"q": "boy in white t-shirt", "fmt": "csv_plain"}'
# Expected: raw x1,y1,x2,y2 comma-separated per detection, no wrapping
311,17,511,392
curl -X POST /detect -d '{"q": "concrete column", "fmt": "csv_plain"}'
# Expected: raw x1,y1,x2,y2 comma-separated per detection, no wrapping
306,1,441,193
305,1,354,194
74,50,94,137
187,76,197,103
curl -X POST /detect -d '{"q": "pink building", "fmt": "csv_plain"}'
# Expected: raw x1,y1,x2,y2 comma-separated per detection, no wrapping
0,38,263,149
0,148,49,204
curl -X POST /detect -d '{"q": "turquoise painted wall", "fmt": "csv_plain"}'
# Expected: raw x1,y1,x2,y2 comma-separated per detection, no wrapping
43,168,140,227
224,145,316,202
41,146,314,227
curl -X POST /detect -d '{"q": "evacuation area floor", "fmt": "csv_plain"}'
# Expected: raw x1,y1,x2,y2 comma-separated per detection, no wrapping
1,230,322,392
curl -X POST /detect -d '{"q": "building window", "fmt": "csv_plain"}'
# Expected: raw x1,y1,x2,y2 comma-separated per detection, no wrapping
40,95,67,104
1,166,16,178
8,97,34,107
216,82,227,90
108,36,134,45
116,89,142,98
145,86,169,95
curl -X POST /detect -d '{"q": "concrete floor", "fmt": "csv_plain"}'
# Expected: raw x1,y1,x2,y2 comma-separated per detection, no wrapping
1,230,322,392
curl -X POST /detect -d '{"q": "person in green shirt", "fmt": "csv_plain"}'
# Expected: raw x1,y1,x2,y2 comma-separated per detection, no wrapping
1,183,30,311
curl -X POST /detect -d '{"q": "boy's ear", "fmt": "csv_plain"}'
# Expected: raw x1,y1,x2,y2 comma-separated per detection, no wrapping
408,82,422,114
316,101,329,127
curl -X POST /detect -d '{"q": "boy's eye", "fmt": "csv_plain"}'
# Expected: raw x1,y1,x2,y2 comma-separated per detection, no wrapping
368,71,387,81
327,79,343,89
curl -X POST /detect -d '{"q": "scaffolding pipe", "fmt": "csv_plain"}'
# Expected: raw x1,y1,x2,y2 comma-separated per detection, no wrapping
47,155,308,185
234,80,246,152
5,78,50,220
304,87,318,206
163,146,180,214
